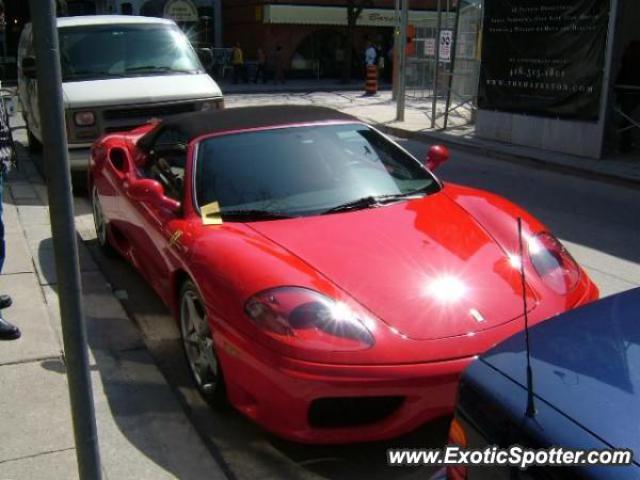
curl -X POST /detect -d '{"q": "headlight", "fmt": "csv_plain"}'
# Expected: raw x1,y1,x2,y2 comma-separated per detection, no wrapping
200,99,224,111
245,287,375,352
74,111,96,126
528,232,580,294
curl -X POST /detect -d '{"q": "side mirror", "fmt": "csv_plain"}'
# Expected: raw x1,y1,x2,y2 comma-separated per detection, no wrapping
127,178,180,213
197,48,213,69
21,56,37,78
425,145,450,171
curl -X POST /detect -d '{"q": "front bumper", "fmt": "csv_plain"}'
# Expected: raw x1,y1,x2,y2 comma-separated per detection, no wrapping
216,326,472,444
213,277,599,445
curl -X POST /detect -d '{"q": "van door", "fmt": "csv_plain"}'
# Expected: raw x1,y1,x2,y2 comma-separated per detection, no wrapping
17,25,40,140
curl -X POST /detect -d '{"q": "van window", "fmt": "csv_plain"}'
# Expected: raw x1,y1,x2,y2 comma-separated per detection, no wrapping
59,23,202,82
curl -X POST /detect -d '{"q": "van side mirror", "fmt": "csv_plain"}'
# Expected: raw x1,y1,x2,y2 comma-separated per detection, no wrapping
425,145,450,171
21,56,37,78
197,48,213,70
127,178,180,213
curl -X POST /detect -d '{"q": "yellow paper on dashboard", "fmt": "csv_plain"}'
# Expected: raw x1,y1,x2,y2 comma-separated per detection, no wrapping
201,202,223,225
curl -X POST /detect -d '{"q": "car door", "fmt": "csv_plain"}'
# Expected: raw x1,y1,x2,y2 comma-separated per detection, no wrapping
120,131,191,299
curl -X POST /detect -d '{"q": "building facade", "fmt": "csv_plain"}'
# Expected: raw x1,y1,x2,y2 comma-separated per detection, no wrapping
222,0,443,79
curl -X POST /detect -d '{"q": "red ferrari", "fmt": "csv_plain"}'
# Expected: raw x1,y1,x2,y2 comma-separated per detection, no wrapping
89,106,598,443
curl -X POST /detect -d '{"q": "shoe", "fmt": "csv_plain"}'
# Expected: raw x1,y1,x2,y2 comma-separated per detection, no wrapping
0,316,20,340
0,294,12,309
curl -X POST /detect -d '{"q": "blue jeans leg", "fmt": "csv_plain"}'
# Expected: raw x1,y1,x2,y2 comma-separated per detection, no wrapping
0,173,5,274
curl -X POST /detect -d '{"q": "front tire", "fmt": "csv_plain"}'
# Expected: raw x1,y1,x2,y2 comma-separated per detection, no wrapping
180,280,227,407
91,185,116,256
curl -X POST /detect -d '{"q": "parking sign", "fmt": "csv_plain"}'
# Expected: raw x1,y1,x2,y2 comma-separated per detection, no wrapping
439,30,453,63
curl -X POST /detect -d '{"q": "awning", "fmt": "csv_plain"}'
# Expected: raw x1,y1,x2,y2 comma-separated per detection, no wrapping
263,5,443,27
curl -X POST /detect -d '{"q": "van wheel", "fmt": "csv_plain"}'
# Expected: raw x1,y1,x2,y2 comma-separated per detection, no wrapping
26,126,42,153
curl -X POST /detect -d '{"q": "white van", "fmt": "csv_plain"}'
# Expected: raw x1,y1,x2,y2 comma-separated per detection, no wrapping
18,15,223,170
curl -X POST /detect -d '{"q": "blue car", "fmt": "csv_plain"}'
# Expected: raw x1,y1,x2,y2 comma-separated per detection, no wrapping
442,288,640,479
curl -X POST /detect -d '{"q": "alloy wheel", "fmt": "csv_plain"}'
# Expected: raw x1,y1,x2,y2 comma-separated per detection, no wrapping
180,288,219,395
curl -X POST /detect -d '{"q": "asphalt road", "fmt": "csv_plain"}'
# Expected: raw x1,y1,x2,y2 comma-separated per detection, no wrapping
29,130,640,479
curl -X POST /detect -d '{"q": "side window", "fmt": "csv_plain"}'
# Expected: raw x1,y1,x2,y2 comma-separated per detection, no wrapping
145,128,189,201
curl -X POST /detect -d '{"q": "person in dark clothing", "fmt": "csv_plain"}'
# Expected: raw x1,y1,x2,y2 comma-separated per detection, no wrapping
254,48,267,83
0,94,19,340
273,46,286,85
616,41,640,153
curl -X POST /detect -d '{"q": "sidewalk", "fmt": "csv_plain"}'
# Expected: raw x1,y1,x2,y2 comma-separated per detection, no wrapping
0,151,226,479
220,77,392,95
225,90,640,187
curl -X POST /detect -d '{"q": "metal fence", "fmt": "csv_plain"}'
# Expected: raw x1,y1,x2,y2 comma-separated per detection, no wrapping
404,0,483,129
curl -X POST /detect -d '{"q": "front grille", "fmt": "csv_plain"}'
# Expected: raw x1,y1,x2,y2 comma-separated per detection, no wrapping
308,396,404,429
103,102,197,120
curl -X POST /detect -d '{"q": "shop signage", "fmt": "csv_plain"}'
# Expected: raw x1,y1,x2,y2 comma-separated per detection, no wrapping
263,5,441,28
479,0,609,120
163,0,199,23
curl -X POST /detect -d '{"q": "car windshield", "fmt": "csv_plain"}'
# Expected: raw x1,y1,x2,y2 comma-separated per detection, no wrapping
195,123,440,219
59,24,202,81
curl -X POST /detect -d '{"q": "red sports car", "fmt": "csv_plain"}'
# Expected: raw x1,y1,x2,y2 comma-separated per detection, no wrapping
89,106,598,443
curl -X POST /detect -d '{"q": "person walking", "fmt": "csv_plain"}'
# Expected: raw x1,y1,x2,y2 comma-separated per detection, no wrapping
0,91,19,340
254,48,267,84
232,41,247,84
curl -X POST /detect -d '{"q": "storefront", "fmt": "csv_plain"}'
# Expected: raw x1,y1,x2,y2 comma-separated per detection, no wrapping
223,2,441,80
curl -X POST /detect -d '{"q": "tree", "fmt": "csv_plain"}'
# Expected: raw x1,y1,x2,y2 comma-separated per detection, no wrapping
342,0,374,83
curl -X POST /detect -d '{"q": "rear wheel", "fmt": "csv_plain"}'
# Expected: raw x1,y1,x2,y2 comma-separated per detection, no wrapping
91,185,116,256
180,280,227,407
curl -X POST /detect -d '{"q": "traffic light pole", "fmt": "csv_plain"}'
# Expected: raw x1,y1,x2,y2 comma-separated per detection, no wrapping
28,1,102,478
396,0,409,121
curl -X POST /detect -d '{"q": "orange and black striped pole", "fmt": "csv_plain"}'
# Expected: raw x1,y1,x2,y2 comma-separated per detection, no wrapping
365,65,378,95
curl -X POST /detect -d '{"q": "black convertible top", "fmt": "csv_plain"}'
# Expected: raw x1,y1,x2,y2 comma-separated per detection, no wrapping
137,105,359,150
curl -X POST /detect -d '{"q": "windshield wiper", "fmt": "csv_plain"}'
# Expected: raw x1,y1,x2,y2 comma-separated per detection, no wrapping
220,209,295,220
125,65,196,74
64,70,126,80
323,191,426,215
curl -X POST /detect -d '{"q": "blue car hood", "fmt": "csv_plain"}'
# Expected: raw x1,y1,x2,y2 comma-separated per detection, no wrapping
482,288,640,454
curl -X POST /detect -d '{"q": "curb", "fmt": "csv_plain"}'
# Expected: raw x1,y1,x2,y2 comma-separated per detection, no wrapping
223,84,392,95
378,124,640,190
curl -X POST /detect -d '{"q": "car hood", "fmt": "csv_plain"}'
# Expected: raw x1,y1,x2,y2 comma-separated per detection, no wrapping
62,73,222,109
248,191,537,341
482,288,640,456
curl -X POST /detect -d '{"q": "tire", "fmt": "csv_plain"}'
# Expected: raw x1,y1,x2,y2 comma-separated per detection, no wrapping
179,280,227,407
91,185,116,257
71,171,88,195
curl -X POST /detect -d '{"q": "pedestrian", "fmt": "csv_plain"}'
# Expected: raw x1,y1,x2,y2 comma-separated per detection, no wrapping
0,92,20,341
364,41,377,67
254,47,267,84
273,45,286,85
232,41,247,84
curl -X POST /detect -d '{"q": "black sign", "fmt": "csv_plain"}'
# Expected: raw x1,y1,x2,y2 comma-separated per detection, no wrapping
479,0,609,121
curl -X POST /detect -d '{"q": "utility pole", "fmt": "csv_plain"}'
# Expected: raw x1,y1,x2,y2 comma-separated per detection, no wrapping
392,0,400,101
28,1,102,479
396,0,409,121
431,0,442,129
